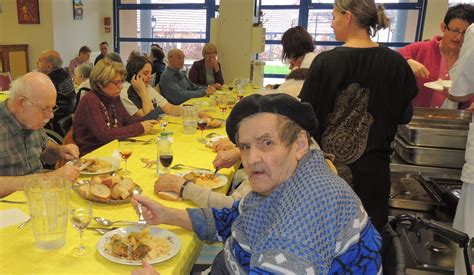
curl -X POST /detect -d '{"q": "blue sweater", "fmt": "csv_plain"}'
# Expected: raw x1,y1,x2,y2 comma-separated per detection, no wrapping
159,67,207,105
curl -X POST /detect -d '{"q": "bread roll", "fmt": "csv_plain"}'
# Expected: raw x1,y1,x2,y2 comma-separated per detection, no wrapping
90,183,111,199
157,191,182,201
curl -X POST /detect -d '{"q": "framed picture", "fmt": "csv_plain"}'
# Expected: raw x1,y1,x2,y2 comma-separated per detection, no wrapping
73,0,83,20
17,0,40,24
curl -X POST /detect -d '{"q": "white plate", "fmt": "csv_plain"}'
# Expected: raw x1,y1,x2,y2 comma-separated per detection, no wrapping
436,80,452,89
80,157,120,175
176,170,228,189
423,81,443,91
97,226,181,266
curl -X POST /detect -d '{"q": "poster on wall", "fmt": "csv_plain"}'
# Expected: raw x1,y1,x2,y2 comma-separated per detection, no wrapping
17,0,40,24
73,0,83,20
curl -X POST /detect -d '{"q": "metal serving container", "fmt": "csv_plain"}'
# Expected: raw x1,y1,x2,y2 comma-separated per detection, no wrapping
412,107,472,124
398,121,468,149
390,154,461,179
394,135,465,169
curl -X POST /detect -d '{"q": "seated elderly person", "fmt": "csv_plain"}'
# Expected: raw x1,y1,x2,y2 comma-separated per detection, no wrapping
189,43,224,89
73,59,157,156
0,72,80,198
159,49,215,105
68,45,92,75
73,63,92,100
36,49,75,135
132,94,382,274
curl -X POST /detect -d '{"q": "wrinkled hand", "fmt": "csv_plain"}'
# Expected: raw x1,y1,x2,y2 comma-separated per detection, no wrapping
131,74,147,96
131,195,166,226
57,144,79,160
213,147,241,169
141,120,158,133
212,139,235,152
51,165,80,183
210,58,219,72
206,85,216,95
407,59,430,79
131,261,159,275
154,173,185,194
213,83,222,90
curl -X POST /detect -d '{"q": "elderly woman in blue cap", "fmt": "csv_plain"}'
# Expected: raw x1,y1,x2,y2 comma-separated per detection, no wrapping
131,94,382,274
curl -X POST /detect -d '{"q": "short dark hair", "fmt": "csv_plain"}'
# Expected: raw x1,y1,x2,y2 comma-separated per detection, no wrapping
125,55,151,82
281,26,315,62
444,4,474,25
151,47,165,61
100,41,109,47
79,45,91,54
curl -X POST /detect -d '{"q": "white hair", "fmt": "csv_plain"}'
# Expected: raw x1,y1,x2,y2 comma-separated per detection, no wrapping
9,76,32,99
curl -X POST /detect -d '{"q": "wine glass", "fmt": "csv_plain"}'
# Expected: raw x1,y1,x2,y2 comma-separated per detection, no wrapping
70,203,92,256
158,140,173,174
159,115,169,132
197,118,208,139
216,95,228,119
118,141,133,175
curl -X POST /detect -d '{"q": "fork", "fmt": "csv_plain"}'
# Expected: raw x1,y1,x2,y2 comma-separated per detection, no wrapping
132,190,147,230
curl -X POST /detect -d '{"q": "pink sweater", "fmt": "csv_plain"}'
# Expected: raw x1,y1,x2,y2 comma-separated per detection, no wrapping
398,36,449,108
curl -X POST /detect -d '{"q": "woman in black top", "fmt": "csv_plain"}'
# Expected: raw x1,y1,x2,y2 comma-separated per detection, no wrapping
299,0,418,231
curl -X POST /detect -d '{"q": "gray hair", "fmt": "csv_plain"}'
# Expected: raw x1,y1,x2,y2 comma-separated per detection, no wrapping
105,52,123,64
335,0,390,37
44,53,63,69
74,64,93,79
9,75,32,99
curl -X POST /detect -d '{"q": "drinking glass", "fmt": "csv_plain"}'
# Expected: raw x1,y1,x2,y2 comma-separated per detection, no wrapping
159,115,169,131
216,95,228,119
158,140,173,174
118,141,133,175
70,203,92,256
197,118,208,139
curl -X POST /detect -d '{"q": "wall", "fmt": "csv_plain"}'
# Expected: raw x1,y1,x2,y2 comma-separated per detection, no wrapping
0,0,112,73
422,0,449,40
52,0,113,66
0,0,54,71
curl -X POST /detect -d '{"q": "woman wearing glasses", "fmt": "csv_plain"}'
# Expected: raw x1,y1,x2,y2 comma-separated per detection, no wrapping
398,4,474,109
188,43,224,89
73,59,157,156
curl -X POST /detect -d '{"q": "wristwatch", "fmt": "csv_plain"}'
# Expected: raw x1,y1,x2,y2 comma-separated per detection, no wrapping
179,180,192,198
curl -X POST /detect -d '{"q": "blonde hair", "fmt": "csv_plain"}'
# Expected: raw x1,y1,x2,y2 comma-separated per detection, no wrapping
335,0,390,37
202,43,217,57
90,59,126,91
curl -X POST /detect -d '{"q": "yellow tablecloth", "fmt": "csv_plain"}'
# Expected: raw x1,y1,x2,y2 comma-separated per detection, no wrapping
0,91,9,102
0,111,234,274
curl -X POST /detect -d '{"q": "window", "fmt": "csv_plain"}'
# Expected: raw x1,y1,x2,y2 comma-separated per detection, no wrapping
115,0,218,67
259,0,427,78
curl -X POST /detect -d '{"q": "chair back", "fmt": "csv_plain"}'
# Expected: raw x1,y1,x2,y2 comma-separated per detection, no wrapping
55,127,75,169
381,223,406,275
0,72,12,91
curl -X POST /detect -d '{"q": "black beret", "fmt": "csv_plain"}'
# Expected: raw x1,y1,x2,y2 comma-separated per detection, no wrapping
226,93,318,144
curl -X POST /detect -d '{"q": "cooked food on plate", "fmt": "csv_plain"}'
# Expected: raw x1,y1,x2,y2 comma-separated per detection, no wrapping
183,171,222,188
106,228,172,261
80,158,112,173
77,175,136,202
202,118,224,128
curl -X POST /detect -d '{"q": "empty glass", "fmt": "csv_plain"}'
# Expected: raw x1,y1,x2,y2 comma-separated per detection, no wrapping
70,203,92,256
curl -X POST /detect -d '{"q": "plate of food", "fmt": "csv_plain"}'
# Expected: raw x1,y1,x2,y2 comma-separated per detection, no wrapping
97,227,181,265
176,170,228,189
202,118,225,129
78,157,120,175
72,175,142,204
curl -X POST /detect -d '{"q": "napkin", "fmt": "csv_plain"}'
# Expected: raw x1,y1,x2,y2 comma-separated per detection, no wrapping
0,208,30,229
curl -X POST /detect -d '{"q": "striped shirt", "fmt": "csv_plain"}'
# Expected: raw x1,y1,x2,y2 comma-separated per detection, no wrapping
0,101,48,176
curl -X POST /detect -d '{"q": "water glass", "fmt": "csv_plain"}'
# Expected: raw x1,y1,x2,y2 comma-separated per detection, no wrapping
70,203,92,256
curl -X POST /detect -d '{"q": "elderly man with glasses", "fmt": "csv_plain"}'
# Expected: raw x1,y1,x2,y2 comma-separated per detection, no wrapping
0,72,80,198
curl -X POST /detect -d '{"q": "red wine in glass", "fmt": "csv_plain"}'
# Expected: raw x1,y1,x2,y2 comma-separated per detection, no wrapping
159,155,173,167
197,120,208,131
119,151,132,160
228,86,234,91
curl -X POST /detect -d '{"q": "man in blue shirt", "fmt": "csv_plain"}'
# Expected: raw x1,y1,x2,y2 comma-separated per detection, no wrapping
159,49,215,105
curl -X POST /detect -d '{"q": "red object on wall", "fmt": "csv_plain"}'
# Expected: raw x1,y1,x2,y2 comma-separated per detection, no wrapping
104,17,111,33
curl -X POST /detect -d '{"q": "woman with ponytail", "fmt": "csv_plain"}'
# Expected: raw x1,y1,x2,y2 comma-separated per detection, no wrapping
300,0,418,231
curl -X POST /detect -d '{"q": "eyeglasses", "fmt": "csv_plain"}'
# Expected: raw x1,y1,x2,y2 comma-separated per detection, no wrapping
109,79,124,86
445,25,466,36
23,96,58,114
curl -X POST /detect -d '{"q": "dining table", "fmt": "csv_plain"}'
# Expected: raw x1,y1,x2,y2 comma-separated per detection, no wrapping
0,91,245,274
0,90,10,102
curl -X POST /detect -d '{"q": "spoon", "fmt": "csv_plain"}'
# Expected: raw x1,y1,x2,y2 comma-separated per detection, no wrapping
133,190,147,230
171,164,211,172
93,217,138,227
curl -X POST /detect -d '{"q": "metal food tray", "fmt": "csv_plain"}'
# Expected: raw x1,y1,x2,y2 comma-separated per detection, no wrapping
413,107,472,124
398,122,468,149
389,173,442,211
394,135,465,169
390,154,461,179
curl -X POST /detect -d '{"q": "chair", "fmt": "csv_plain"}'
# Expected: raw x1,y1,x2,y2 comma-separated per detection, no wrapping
0,72,12,91
381,223,406,275
55,115,73,137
